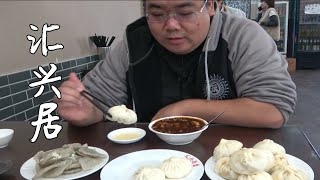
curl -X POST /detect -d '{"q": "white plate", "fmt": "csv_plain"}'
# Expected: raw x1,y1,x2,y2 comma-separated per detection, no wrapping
107,127,146,144
20,146,109,180
100,149,204,180
204,154,314,180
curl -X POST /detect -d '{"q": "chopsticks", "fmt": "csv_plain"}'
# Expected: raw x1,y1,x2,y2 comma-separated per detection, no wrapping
90,34,116,47
106,36,115,47
80,90,112,119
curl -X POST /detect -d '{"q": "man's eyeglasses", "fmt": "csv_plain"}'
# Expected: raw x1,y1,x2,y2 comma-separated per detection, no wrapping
145,0,208,23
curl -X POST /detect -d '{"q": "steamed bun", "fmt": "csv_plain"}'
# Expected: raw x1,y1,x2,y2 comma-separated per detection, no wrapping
107,105,137,124
134,167,165,180
269,153,289,174
253,139,286,155
238,171,273,180
214,157,239,180
272,165,308,180
160,157,192,178
213,139,243,161
229,148,275,175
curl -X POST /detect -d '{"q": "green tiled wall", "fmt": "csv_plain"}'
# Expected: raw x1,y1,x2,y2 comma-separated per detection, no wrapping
0,55,99,121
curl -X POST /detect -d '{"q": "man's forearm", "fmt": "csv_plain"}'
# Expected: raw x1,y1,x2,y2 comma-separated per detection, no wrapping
68,105,104,127
179,98,284,128
89,106,104,125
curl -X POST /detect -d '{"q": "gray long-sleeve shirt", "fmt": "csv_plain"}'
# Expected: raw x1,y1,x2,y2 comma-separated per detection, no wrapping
83,9,296,123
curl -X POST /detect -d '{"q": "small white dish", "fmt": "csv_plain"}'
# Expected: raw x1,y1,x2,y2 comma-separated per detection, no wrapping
107,128,146,144
0,129,14,148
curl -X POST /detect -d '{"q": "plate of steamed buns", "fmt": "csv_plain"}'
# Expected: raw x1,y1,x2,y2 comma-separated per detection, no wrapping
205,139,314,180
100,149,204,180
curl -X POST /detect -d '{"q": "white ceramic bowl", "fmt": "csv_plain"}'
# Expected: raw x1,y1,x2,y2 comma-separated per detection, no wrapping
107,128,146,144
0,129,14,148
148,116,208,145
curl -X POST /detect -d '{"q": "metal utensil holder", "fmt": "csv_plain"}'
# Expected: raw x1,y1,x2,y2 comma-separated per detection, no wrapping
97,47,111,60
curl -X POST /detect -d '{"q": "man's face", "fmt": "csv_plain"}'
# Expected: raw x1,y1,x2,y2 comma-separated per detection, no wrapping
145,0,214,54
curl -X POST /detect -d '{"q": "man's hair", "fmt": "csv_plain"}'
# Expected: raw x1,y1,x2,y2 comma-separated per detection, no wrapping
142,0,211,10
262,0,275,8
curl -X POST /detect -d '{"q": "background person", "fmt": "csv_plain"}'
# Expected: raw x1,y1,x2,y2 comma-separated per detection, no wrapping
54,0,296,129
257,0,280,41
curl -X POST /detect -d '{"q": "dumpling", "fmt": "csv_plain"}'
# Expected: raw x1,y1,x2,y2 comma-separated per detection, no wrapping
238,171,273,180
39,148,74,167
64,162,81,171
160,157,193,178
33,159,73,178
62,167,82,175
229,148,275,175
34,151,44,172
214,157,239,180
134,167,165,180
272,165,308,180
78,156,103,170
62,143,85,151
107,105,137,125
213,139,243,161
269,153,289,174
77,146,106,158
253,139,286,155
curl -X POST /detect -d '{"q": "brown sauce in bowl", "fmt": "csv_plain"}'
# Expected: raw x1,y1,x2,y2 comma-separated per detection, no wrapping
152,118,206,134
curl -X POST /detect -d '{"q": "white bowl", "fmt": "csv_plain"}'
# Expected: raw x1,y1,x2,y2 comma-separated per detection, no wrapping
107,128,146,144
148,116,208,145
0,129,14,148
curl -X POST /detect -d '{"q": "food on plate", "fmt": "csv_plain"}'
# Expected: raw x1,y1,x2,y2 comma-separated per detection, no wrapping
134,156,193,179
77,146,106,158
62,143,83,151
214,157,239,180
211,139,310,180
269,153,289,174
271,165,308,180
213,139,243,161
107,105,137,125
134,167,165,180
113,133,140,140
152,117,206,134
32,143,107,179
229,148,275,175
160,157,193,178
34,159,73,178
253,139,286,155
238,171,273,180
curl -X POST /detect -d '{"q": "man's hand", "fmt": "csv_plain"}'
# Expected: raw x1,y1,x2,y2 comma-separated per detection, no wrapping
53,72,103,126
152,101,187,121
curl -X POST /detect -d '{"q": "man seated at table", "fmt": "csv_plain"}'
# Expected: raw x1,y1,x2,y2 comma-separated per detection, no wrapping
54,0,296,128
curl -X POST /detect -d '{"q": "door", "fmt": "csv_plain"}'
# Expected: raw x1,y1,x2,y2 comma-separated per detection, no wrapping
296,0,320,69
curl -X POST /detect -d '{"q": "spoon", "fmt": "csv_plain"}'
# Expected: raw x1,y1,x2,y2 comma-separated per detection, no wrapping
202,111,225,129
0,160,12,175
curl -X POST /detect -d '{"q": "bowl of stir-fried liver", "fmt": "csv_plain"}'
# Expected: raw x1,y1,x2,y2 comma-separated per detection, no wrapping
148,116,208,145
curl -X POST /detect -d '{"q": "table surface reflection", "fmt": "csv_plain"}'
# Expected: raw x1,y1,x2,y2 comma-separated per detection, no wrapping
0,122,319,180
